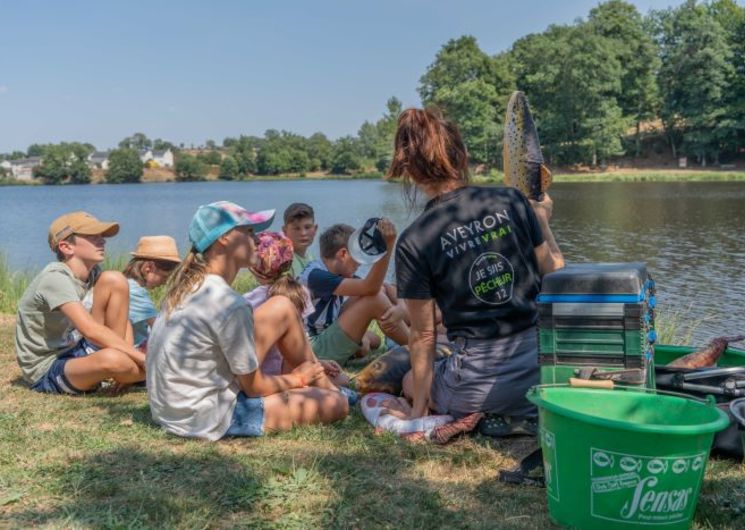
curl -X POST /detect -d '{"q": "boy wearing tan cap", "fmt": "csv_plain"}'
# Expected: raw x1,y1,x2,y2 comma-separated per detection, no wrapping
15,211,146,394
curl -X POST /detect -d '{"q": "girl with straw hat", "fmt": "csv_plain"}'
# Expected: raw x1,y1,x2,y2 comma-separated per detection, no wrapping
122,236,182,351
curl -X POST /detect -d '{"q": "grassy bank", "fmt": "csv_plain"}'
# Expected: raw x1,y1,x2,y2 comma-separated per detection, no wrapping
0,254,257,315
472,168,745,184
1,319,744,528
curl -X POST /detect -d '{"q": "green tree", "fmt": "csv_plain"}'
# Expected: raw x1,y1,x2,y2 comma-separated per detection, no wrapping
119,132,152,151
511,24,627,165
708,0,745,159
652,1,734,164
219,156,239,180
152,138,177,152
419,36,515,165
33,143,91,185
198,151,222,165
105,148,143,184
174,154,207,181
589,1,660,156
26,144,47,157
331,136,363,174
307,132,333,171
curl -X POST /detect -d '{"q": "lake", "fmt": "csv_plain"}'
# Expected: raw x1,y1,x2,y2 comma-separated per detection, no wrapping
1,180,744,345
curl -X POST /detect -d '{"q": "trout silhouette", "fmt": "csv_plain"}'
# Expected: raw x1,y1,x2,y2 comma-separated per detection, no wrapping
503,91,552,200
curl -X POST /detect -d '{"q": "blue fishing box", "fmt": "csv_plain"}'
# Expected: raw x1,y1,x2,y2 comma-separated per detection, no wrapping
537,263,656,387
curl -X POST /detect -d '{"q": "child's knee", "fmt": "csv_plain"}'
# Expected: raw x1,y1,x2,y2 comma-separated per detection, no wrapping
97,348,138,376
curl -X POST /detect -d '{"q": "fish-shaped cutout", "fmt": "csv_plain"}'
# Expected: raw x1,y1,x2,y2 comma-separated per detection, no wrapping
503,91,552,201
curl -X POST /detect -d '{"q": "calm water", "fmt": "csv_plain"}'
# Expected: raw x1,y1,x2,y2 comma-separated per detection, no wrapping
1,180,744,344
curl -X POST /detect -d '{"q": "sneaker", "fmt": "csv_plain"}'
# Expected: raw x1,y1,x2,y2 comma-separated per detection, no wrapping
478,414,537,438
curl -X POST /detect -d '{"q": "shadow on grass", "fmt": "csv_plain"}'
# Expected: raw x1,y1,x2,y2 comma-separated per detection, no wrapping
4,432,497,528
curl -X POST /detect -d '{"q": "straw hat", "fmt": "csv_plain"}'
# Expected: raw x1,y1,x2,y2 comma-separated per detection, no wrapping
131,236,181,263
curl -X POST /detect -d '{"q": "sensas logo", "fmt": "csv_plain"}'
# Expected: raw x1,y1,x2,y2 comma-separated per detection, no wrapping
620,476,693,519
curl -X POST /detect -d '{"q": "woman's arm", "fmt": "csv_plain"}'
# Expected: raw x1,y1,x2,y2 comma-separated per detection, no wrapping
404,297,438,418
530,194,565,275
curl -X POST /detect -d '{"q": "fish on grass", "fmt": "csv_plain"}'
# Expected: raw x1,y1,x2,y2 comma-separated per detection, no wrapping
503,91,552,201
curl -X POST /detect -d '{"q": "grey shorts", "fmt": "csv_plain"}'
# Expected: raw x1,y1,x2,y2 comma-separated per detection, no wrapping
430,326,539,419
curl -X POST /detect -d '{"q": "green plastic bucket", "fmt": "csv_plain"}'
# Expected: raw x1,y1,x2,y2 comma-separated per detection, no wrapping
527,385,729,529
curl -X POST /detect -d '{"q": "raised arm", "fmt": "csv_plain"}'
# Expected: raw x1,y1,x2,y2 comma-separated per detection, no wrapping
333,218,398,297
530,194,565,276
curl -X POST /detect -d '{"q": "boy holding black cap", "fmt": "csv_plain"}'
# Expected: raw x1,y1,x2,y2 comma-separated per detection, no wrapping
15,211,146,395
299,218,409,365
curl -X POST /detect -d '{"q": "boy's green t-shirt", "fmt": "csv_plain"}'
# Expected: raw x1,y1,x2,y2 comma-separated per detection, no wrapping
15,262,98,384
290,251,314,278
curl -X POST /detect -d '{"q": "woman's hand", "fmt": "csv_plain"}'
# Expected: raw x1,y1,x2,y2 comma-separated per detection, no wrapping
529,193,554,223
291,360,325,387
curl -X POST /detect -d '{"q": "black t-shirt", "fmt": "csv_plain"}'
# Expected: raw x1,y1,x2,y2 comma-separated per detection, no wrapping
395,186,545,340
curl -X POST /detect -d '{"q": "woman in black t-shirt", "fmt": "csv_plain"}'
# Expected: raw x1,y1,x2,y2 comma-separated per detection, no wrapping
385,108,564,436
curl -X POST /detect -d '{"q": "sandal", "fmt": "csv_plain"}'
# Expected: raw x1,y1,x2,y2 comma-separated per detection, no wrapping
479,414,538,437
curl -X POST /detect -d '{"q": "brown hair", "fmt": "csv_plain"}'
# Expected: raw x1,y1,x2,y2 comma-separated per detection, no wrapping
54,234,77,261
123,258,179,287
283,202,315,224
268,275,307,315
319,224,354,259
387,107,469,203
162,248,208,315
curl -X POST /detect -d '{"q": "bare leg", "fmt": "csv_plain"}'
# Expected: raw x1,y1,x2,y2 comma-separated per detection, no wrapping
337,289,409,346
64,348,144,391
253,296,338,391
90,271,132,341
262,387,348,431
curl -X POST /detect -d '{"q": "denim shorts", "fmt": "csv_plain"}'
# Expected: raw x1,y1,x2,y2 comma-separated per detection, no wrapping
223,392,265,437
30,339,94,395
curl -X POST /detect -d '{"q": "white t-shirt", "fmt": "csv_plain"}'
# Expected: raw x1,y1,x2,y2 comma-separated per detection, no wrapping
147,274,258,441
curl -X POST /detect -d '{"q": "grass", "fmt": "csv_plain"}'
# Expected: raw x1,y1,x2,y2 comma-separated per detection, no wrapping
472,168,745,184
1,315,745,527
0,253,258,314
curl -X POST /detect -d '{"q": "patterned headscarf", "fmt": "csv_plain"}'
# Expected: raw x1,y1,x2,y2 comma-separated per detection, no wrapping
249,231,295,283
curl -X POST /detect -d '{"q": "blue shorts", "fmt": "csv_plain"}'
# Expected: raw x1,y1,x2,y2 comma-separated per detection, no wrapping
30,340,93,395
223,392,265,437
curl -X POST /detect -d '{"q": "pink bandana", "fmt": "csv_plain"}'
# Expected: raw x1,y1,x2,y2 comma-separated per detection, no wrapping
249,232,295,282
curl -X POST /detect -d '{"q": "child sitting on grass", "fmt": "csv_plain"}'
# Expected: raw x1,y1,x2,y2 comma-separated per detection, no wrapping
147,201,348,441
244,231,350,388
282,202,318,278
15,211,145,395
300,220,409,366
121,236,181,351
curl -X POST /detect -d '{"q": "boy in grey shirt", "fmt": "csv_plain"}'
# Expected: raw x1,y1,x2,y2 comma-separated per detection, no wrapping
16,211,146,394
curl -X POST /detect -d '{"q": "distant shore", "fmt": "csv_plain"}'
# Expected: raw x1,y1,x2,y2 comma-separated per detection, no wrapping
3,168,745,187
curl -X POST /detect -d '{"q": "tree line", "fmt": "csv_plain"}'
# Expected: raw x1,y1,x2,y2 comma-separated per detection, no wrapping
2,0,743,184
421,0,744,167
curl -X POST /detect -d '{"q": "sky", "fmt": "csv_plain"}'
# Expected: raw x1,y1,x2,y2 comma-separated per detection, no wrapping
0,0,689,153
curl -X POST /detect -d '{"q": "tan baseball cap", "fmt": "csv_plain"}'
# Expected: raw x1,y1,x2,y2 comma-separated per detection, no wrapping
48,211,120,250
131,235,181,264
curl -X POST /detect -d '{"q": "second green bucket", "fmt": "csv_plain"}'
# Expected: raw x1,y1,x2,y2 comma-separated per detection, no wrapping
527,385,729,529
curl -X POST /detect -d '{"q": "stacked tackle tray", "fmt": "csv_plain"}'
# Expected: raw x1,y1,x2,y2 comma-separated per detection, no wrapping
537,262,656,388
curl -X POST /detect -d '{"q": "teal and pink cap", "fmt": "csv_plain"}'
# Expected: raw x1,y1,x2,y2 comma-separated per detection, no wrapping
189,201,275,253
